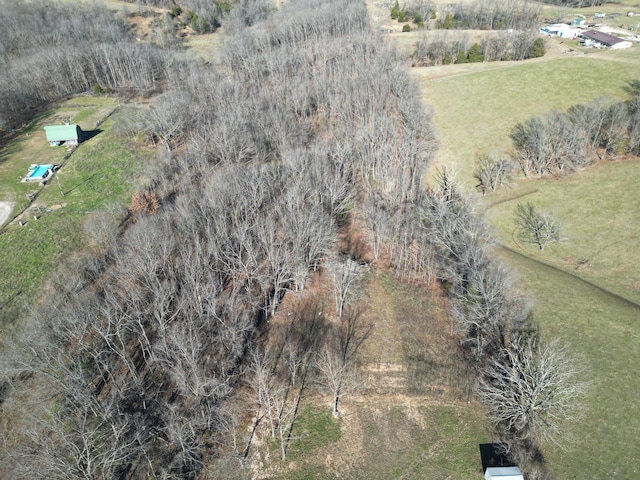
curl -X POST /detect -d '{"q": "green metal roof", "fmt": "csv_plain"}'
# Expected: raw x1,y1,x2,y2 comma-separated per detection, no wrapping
44,124,80,142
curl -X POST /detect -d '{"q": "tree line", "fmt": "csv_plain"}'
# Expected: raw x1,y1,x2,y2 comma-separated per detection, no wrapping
0,0,168,132
437,0,541,31
413,30,544,66
475,90,640,193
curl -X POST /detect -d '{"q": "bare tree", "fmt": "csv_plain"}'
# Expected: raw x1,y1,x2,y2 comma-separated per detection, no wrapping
473,152,512,195
328,257,362,317
478,336,586,448
315,307,370,417
515,202,563,250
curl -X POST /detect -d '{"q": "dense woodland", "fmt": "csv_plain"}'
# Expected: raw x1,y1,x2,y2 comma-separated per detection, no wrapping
0,1,169,131
1,0,586,478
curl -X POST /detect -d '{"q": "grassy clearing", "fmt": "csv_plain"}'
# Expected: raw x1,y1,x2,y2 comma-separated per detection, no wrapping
416,33,640,479
286,404,342,462
269,271,492,480
184,32,225,63
0,97,150,326
484,159,640,305
496,246,640,479
417,45,640,187
269,271,491,479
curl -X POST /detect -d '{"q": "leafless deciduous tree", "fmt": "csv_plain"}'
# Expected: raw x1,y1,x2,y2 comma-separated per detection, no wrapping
473,153,513,194
328,257,362,317
478,336,586,448
315,307,370,418
515,202,563,250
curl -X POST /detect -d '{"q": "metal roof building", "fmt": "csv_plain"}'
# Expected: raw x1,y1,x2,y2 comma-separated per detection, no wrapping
580,30,633,49
44,124,83,146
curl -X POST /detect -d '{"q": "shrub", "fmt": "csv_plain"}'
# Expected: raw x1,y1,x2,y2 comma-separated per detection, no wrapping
455,51,468,64
402,24,411,32
130,190,160,217
438,12,454,29
528,37,545,58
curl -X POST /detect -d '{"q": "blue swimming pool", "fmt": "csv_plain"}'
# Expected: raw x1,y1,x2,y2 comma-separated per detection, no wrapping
27,165,53,180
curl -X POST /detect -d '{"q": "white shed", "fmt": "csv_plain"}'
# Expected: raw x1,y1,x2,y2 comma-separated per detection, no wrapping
484,466,524,480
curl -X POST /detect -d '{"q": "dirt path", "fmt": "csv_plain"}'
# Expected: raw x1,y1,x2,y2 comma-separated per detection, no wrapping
0,201,14,227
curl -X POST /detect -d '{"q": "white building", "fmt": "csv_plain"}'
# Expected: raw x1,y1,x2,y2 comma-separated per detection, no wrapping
539,24,580,39
580,30,633,49
484,466,525,480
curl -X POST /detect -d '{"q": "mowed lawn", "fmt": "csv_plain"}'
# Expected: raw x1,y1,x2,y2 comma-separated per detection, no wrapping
417,42,640,478
416,46,640,187
0,97,151,327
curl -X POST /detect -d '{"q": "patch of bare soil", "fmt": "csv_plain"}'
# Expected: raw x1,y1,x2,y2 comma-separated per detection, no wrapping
0,201,15,227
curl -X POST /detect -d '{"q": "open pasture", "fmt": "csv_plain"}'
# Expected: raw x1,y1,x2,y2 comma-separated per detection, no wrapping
415,43,640,187
417,35,640,479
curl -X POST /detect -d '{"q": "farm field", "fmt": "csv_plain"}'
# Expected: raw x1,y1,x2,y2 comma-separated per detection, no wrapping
0,97,150,328
414,46,640,187
416,35,640,478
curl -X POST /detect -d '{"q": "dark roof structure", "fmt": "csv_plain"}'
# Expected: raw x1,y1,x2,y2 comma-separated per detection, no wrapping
581,30,626,46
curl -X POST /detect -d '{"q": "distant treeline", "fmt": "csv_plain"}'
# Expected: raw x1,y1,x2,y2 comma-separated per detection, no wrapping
437,0,541,31
475,90,640,192
0,1,168,131
536,0,605,6
413,30,544,66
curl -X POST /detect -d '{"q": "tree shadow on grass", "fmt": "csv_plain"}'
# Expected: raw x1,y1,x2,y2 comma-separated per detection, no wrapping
623,79,640,97
63,173,99,196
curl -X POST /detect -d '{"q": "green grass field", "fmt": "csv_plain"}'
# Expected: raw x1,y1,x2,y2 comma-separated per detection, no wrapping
417,45,640,187
417,38,640,478
0,97,150,327
496,246,640,479
484,160,640,305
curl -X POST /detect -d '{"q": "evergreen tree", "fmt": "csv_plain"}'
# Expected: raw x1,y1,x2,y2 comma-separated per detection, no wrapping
467,43,484,63
528,38,545,59
391,0,400,19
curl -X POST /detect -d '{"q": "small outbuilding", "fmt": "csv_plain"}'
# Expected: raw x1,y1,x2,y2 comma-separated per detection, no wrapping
484,466,525,480
479,443,524,480
44,124,84,147
580,30,633,49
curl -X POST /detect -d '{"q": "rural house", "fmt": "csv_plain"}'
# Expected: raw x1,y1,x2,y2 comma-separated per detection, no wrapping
44,123,84,146
579,30,632,49
539,24,580,39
